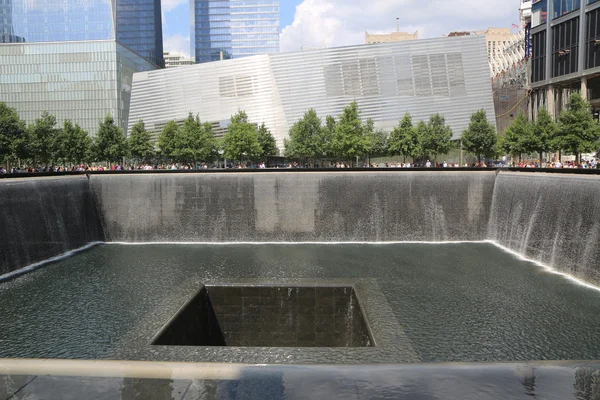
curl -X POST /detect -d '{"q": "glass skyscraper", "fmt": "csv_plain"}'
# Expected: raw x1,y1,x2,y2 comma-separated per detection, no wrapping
0,0,162,137
191,0,280,63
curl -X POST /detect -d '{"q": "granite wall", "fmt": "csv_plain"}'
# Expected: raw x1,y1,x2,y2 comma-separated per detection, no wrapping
0,176,104,275
88,172,497,242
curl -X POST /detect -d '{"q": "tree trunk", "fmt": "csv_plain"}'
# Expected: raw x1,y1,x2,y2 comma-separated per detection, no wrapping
539,152,543,167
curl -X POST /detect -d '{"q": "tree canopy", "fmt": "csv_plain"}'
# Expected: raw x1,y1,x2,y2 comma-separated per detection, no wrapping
554,92,600,161
94,114,128,163
57,120,92,165
223,111,262,162
284,109,324,159
28,111,60,166
172,113,215,162
388,112,420,162
422,114,454,160
332,101,370,164
158,120,179,160
257,123,278,158
461,109,497,163
0,102,27,165
501,113,533,161
128,120,154,163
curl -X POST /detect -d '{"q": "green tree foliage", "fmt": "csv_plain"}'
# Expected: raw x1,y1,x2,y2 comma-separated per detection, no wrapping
0,102,27,165
388,112,420,162
223,110,262,162
128,120,155,163
501,113,533,161
57,120,92,165
28,111,60,166
284,109,324,159
554,92,600,161
320,115,336,158
461,109,497,163
532,108,557,162
173,113,214,163
257,123,278,158
93,114,128,163
158,120,179,159
422,114,454,161
332,101,369,164
364,120,388,158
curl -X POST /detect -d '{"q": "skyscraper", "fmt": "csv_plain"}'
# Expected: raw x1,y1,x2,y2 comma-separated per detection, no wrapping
191,0,280,63
0,0,163,136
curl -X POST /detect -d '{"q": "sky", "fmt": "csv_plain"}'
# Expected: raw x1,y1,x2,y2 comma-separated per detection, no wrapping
161,0,519,57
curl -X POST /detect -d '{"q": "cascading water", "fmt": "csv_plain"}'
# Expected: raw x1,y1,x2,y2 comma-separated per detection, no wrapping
0,176,104,275
487,172,600,284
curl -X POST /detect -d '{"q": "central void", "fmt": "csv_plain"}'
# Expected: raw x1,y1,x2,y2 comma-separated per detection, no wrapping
1,243,600,364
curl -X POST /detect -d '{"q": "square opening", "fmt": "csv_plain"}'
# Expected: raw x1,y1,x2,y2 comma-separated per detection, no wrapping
152,285,373,348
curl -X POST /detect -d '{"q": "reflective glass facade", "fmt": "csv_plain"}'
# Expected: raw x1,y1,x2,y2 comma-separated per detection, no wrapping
192,0,279,63
0,41,156,136
0,0,162,66
552,0,580,19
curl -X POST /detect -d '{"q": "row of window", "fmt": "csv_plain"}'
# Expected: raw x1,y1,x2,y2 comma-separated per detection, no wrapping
533,0,600,27
532,8,600,82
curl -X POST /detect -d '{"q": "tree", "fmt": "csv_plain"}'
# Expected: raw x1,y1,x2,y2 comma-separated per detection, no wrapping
332,101,369,165
284,109,324,159
28,111,60,166
93,114,128,164
422,114,454,161
257,123,278,158
0,102,27,166
415,121,429,160
461,109,497,164
173,113,214,163
57,120,92,165
320,115,336,159
388,112,421,162
364,120,388,160
501,113,532,162
223,110,261,163
128,120,155,164
553,92,600,162
531,108,557,164
158,120,179,160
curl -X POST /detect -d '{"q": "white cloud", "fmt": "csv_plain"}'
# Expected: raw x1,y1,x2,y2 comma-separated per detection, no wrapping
280,0,516,53
161,0,187,13
163,34,191,58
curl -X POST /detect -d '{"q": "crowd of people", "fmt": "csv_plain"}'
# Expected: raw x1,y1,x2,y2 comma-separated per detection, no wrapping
1,158,599,174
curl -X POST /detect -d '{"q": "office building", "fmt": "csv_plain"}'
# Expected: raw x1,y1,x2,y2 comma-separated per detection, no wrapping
530,0,600,119
0,0,163,136
128,36,495,149
191,0,280,63
164,52,195,68
365,31,418,44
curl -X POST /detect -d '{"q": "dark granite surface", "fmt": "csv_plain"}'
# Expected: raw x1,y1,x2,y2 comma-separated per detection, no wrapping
155,285,372,348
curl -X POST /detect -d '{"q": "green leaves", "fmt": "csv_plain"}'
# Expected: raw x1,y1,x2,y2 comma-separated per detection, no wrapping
158,120,179,159
332,101,370,163
223,111,262,162
173,114,215,162
388,113,420,161
554,93,600,157
58,120,92,165
284,109,324,159
0,102,27,165
423,114,454,160
502,113,533,158
257,123,278,158
93,114,128,164
28,111,59,166
461,110,497,162
128,120,154,163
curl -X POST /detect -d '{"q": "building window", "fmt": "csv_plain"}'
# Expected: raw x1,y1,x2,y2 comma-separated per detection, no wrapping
532,31,547,82
532,0,548,27
553,0,580,19
587,8,600,69
552,18,580,77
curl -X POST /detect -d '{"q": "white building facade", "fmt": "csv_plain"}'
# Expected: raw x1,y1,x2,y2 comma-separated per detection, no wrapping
128,36,496,149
